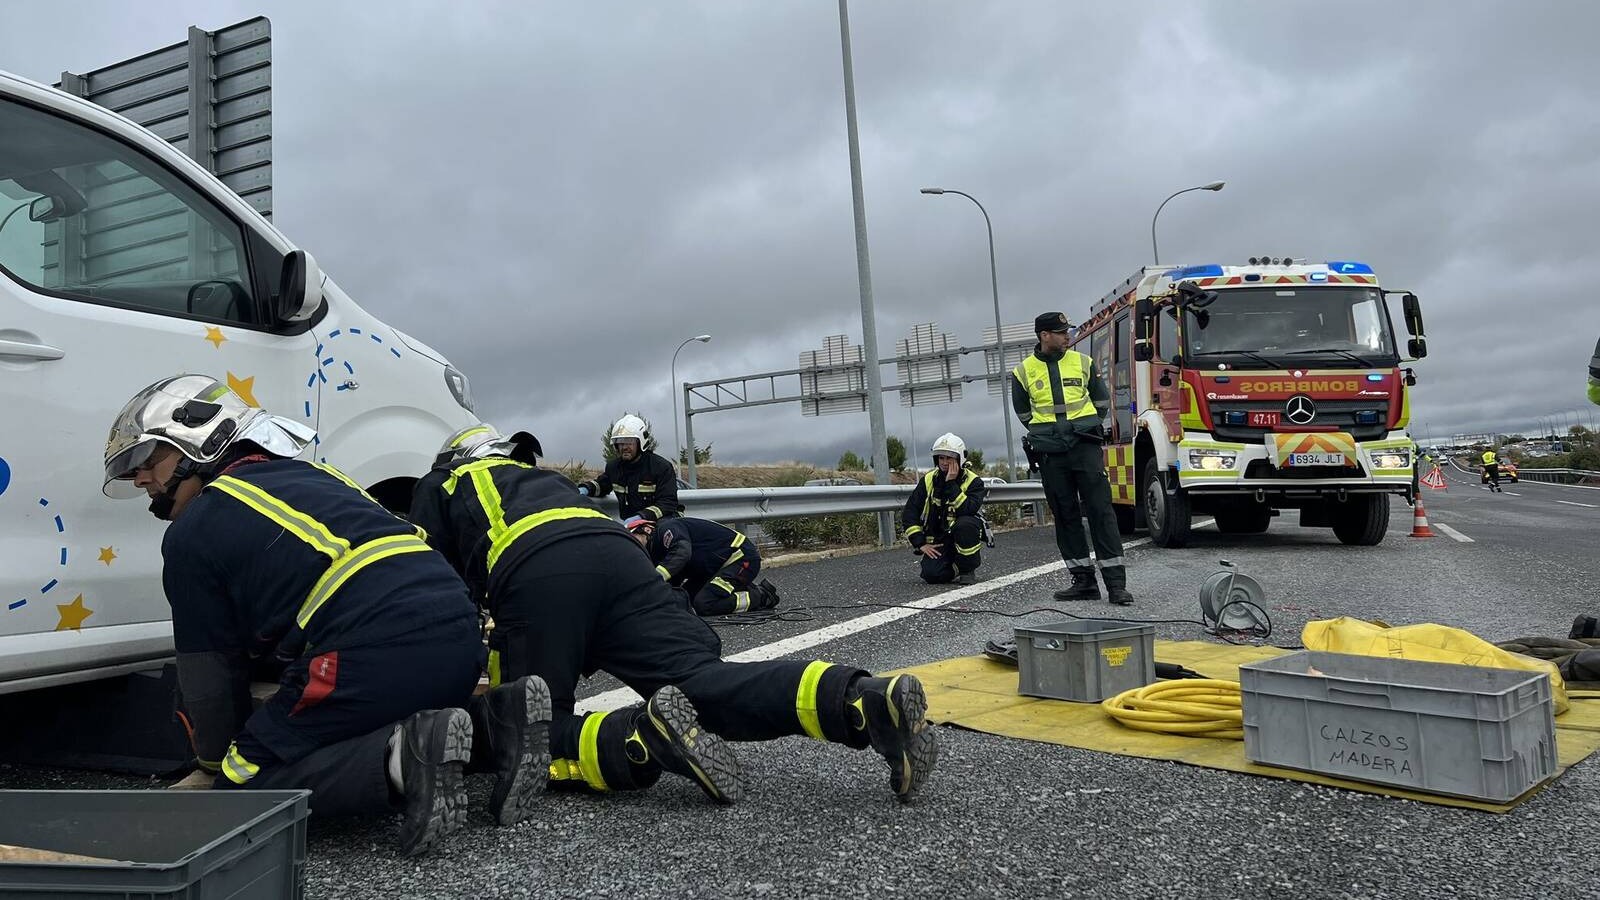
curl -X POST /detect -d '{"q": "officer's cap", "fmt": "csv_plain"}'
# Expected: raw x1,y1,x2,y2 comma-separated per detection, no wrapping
1034,312,1072,334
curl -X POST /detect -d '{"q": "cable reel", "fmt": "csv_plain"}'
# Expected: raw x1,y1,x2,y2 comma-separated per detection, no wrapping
1198,559,1271,638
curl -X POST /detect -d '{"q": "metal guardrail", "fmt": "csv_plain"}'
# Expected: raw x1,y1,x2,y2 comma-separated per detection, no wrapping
1510,467,1600,484
598,482,1047,522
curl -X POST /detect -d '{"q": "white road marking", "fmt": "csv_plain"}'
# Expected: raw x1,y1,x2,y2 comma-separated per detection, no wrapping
1433,523,1474,543
1556,499,1599,509
576,520,1215,712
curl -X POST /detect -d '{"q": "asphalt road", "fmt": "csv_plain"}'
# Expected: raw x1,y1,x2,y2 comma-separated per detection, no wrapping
5,474,1598,899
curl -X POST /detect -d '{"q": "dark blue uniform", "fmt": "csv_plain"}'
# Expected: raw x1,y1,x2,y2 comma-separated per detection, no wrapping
645,517,763,615
411,459,875,796
163,458,482,815
901,469,986,584
578,451,683,521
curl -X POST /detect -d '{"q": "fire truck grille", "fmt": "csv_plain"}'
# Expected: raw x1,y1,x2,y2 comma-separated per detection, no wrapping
1207,399,1390,444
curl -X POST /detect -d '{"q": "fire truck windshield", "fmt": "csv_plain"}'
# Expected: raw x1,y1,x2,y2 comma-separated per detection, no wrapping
1182,286,1398,367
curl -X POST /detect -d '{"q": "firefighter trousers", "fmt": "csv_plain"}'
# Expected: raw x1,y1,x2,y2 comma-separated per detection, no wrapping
683,542,763,616
217,616,484,817
487,533,870,792
1041,441,1126,585
917,516,983,584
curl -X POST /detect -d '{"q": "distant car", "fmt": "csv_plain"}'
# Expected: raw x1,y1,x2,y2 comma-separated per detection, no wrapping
804,477,863,487
1482,461,1519,484
980,476,1008,487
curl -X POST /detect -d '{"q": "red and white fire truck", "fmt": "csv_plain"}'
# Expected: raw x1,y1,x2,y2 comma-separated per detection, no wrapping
1069,258,1427,547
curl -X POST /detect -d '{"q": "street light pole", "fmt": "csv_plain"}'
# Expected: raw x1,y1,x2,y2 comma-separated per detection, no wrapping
1151,181,1225,265
921,186,1017,479
671,334,711,466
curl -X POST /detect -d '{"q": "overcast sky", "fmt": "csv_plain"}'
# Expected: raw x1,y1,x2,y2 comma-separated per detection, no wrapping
6,1,1597,468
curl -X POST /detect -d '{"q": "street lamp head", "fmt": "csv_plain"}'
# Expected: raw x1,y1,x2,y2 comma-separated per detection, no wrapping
1202,181,1226,191
693,334,712,343
919,187,945,195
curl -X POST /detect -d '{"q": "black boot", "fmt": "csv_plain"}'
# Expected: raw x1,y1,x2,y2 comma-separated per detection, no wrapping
624,685,744,804
1053,569,1100,601
481,676,553,826
1102,567,1134,606
846,674,939,802
755,579,782,611
395,708,472,856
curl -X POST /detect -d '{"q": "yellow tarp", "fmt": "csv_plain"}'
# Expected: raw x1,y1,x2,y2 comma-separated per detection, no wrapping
896,640,1600,813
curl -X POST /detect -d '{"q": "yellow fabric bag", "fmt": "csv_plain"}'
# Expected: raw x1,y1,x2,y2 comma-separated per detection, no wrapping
1302,617,1569,714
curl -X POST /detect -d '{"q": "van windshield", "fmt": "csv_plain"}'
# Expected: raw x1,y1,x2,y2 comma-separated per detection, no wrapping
1183,286,1398,368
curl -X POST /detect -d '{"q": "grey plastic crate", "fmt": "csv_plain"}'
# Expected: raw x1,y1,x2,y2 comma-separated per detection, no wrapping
0,789,309,898
1014,619,1155,703
1239,651,1557,802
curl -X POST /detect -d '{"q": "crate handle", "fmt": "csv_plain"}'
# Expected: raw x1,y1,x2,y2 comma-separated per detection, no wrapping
1326,682,1393,708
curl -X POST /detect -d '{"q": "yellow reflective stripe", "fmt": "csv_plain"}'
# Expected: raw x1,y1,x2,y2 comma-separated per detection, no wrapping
442,457,529,494
733,592,752,613
487,650,502,688
956,542,982,556
196,758,222,774
710,577,736,594
309,462,380,504
655,565,671,580
723,549,745,568
1180,381,1205,430
450,425,493,449
729,532,746,548
578,713,611,791
221,743,259,785
795,661,832,741
470,467,511,534
209,476,347,560
644,506,663,518
903,525,924,538
549,758,584,783
298,534,431,628
487,507,613,574
951,471,979,514
919,470,936,524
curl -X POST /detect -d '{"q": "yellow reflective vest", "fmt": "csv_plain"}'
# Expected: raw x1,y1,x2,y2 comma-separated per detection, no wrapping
1482,450,1497,466
1012,351,1099,425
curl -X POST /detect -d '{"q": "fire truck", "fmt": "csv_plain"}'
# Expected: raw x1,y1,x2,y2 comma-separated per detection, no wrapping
1069,258,1427,547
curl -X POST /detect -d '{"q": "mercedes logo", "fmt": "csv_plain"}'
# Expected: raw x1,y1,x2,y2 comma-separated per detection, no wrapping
1284,394,1316,425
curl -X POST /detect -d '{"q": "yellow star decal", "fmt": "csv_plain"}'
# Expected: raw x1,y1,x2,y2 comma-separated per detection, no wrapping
98,547,117,566
204,326,227,348
55,594,93,631
227,372,259,407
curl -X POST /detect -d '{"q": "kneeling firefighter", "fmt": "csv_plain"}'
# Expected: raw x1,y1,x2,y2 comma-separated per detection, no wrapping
102,377,551,856
901,433,987,585
410,425,939,804
626,515,779,616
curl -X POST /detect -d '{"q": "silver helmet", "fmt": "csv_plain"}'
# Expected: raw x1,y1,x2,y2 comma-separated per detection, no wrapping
103,374,315,498
434,423,542,468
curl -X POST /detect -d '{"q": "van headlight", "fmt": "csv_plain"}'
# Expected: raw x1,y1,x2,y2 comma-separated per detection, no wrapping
444,365,474,412
1187,449,1238,470
1373,451,1410,470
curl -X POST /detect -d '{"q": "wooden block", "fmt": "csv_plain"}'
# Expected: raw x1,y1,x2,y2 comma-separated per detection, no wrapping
0,843,122,865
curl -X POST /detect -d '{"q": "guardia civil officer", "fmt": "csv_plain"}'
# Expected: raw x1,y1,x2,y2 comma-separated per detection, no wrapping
576,414,683,521
410,426,938,805
103,376,551,855
1012,312,1133,605
901,433,987,585
626,515,780,616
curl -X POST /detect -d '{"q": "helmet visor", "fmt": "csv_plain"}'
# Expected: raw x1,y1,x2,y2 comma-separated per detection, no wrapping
102,438,165,499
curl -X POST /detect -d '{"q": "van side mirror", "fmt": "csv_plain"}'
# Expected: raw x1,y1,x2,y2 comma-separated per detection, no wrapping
1133,297,1155,361
274,250,323,324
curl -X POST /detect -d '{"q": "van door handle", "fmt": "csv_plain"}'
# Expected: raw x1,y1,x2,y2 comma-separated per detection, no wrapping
0,339,65,361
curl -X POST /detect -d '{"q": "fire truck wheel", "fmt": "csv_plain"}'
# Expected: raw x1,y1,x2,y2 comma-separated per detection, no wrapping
1330,494,1390,546
1143,464,1191,548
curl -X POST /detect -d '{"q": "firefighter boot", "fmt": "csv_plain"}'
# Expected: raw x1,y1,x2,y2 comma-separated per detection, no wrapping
1053,569,1100,602
846,674,939,802
395,708,473,856
481,675,553,826
624,685,744,804
1103,567,1134,606
755,578,782,611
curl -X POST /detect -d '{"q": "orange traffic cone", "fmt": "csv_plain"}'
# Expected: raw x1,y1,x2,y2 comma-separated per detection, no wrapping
1410,499,1435,538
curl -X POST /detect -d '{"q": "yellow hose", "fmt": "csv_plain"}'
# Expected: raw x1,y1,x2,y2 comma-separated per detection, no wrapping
1102,679,1245,740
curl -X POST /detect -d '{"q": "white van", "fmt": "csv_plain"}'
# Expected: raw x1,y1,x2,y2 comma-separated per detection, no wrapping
0,70,478,693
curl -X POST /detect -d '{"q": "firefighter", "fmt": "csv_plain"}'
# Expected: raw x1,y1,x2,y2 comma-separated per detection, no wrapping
1482,448,1502,492
576,414,683,522
101,377,552,856
410,426,938,806
1012,312,1132,605
626,515,780,616
1588,335,1600,406
901,433,987,585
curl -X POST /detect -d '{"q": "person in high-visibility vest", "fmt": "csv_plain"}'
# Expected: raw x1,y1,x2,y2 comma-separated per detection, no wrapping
900,433,987,585
1588,335,1600,407
1011,312,1132,605
1481,448,1503,492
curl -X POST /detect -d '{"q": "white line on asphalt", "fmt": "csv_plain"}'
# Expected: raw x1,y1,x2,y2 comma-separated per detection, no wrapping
1556,499,1599,508
576,520,1214,712
1433,523,1475,543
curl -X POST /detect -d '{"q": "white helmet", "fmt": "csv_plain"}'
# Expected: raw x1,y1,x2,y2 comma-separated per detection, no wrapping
434,424,542,468
103,374,315,498
931,432,966,467
609,414,653,450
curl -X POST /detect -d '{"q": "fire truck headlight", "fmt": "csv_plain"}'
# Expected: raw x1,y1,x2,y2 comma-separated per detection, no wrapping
1188,449,1238,470
1373,451,1410,470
